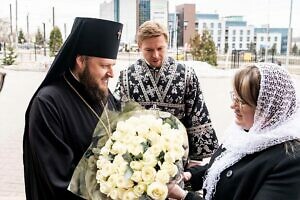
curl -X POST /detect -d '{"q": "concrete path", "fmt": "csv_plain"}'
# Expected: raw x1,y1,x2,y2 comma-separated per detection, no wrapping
0,60,299,199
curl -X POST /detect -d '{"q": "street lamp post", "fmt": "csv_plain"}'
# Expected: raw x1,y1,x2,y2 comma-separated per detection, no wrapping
176,15,180,60
286,0,293,68
43,23,46,56
176,28,179,60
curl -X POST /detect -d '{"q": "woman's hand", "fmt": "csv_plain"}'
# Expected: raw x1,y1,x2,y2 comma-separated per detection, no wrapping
182,172,192,182
167,183,188,199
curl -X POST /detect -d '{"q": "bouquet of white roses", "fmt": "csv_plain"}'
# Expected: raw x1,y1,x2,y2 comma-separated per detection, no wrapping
69,102,188,200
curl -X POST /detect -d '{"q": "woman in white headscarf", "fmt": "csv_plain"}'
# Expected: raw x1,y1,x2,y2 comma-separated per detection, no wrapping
168,63,300,200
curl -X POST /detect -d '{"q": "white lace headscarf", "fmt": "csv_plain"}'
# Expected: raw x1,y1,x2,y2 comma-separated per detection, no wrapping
202,63,300,200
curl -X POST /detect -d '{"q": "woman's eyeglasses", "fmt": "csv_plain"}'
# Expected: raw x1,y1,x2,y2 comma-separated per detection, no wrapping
230,91,246,109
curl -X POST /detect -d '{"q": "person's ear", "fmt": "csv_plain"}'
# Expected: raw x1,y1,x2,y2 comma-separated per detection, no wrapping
75,55,85,71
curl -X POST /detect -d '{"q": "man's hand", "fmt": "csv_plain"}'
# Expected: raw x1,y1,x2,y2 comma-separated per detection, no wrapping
186,160,202,168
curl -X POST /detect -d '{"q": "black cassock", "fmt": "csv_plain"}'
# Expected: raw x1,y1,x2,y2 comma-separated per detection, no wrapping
115,57,218,160
23,70,120,200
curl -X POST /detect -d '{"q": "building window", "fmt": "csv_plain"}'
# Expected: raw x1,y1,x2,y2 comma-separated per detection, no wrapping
218,23,222,28
247,37,250,42
247,43,250,48
232,36,236,42
218,30,222,35
240,30,243,35
261,37,264,41
203,23,207,28
233,30,236,35
247,30,251,35
218,37,221,42
239,43,242,48
275,36,278,41
268,37,270,42
240,37,243,42
210,30,214,35
232,43,236,49
210,23,214,28
139,0,150,26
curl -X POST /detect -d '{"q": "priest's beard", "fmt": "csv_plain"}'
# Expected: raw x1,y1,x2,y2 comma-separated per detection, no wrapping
79,66,108,104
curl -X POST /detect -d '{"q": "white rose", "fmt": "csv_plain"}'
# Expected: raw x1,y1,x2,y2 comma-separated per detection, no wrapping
100,162,114,177
100,146,110,156
164,151,176,163
146,130,160,144
161,123,171,132
111,130,124,141
111,141,127,155
147,181,168,200
107,174,118,187
148,144,163,157
161,162,178,177
114,161,128,175
127,142,143,156
96,170,106,182
130,161,143,170
143,152,158,167
99,181,113,195
115,175,134,189
135,123,150,137
169,146,185,160
149,118,163,133
141,166,156,183
155,170,170,184
123,189,138,200
116,121,127,132
130,170,142,183
96,156,109,169
133,182,147,197
108,188,119,200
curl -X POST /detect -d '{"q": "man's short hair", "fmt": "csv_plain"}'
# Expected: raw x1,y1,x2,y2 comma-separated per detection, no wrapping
137,21,169,45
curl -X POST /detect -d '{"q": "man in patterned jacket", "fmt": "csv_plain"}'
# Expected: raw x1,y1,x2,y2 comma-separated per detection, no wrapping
114,21,218,165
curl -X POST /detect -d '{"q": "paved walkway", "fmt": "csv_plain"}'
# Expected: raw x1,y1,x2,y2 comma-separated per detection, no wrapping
0,60,299,199
0,69,45,199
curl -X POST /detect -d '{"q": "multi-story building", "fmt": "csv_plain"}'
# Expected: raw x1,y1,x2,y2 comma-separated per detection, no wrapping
99,0,137,44
194,14,288,54
175,4,195,48
255,27,287,55
223,16,255,54
100,0,168,44
196,14,226,53
99,1,289,54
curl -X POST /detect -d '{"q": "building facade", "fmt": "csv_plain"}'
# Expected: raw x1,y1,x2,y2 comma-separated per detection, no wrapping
175,4,195,48
99,0,137,44
195,14,289,54
196,14,226,53
100,0,168,45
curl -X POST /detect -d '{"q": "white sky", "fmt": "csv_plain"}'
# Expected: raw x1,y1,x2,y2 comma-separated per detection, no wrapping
0,0,299,39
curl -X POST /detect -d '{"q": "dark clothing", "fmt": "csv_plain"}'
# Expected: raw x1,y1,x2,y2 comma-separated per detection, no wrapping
23,71,120,200
185,141,300,200
115,57,218,160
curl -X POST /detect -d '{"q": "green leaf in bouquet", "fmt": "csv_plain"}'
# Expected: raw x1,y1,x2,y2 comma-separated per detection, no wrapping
69,101,189,199
124,166,133,180
141,139,151,152
163,117,178,129
133,152,143,161
157,151,165,163
122,151,133,163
